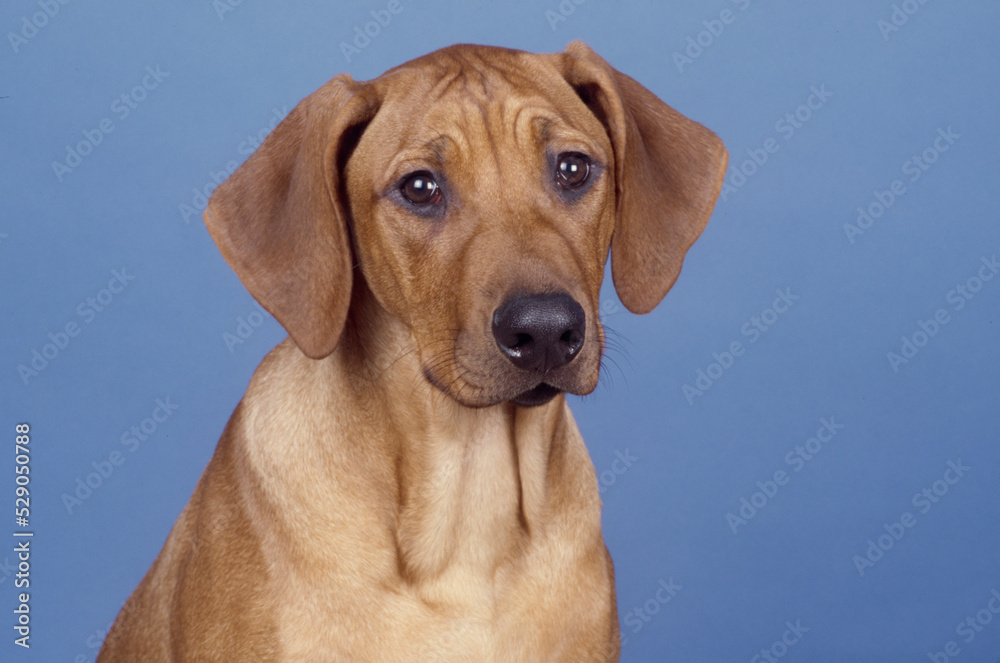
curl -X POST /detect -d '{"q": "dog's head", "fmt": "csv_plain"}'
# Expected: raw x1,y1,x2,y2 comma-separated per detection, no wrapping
205,42,727,408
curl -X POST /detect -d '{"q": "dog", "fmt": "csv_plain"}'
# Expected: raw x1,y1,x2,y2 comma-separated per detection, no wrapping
98,41,726,662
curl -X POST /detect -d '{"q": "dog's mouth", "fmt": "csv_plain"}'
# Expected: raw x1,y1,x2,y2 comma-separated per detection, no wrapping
510,383,562,407
420,319,601,408
422,366,566,408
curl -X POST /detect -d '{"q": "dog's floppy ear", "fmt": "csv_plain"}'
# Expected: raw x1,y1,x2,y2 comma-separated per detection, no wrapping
555,41,728,314
204,75,380,359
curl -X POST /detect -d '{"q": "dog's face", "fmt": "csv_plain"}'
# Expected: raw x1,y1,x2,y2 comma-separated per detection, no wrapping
344,49,616,407
204,43,727,408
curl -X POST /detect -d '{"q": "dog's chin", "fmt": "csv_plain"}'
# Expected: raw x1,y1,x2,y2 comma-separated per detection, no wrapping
425,376,564,409
509,383,562,407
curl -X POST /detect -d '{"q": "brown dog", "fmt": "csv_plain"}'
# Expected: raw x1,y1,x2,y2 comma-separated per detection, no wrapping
98,42,726,661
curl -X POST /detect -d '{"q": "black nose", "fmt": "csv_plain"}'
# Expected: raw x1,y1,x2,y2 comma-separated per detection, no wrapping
492,293,586,372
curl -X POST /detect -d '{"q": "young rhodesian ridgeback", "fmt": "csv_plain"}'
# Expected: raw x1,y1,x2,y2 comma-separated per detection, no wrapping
98,42,726,662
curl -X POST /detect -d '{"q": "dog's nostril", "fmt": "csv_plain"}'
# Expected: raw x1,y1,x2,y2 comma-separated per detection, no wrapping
513,333,533,349
560,329,580,345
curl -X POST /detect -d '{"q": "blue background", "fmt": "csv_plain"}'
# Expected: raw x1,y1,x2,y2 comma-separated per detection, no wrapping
2,1,999,661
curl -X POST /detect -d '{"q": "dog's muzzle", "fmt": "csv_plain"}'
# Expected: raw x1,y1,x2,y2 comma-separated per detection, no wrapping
492,293,586,406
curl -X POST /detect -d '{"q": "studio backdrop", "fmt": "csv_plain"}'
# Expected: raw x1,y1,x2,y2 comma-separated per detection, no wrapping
2,1,998,661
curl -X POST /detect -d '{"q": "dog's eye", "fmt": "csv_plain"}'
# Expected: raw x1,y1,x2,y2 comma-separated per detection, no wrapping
555,153,591,189
400,171,442,206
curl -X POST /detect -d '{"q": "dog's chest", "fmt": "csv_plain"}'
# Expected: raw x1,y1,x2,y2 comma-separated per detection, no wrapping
277,548,615,661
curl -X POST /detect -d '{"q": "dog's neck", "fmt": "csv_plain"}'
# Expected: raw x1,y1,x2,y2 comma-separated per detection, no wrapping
290,281,574,586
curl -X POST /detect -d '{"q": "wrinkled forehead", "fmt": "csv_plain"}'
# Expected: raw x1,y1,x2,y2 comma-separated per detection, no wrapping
380,47,561,108
363,49,607,170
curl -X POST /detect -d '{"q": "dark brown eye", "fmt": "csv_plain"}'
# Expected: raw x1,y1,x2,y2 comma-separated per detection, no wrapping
401,171,442,205
555,152,590,189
